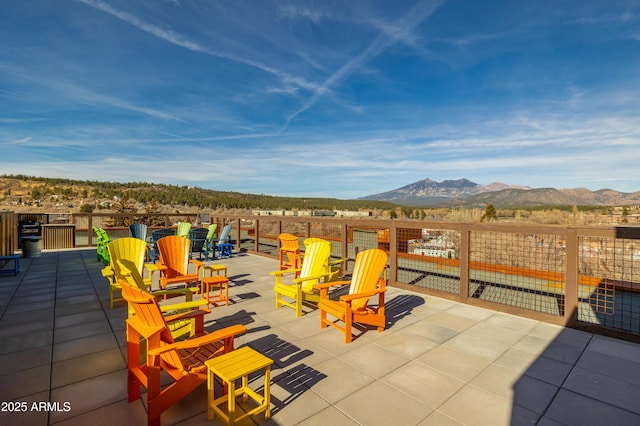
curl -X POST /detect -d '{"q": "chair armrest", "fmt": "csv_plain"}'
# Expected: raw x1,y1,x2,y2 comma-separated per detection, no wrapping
101,266,114,278
148,324,248,355
154,263,168,271
329,258,348,266
144,263,162,273
190,259,204,268
162,307,210,324
340,290,380,302
153,287,198,298
159,299,209,314
270,267,301,277
292,273,327,284
314,280,351,290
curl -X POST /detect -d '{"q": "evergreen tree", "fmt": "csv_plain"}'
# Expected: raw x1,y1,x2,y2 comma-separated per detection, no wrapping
481,204,497,222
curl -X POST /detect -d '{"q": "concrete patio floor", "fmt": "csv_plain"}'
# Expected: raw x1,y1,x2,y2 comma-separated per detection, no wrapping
1,249,640,426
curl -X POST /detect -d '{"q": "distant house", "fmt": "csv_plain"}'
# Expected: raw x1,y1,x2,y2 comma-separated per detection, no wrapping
252,209,370,217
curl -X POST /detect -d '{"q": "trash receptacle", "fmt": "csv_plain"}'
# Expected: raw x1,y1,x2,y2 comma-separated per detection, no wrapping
22,236,42,258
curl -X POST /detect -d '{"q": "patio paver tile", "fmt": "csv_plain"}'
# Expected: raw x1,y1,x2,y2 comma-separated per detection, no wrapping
438,384,513,426
336,380,432,425
51,348,126,389
544,389,640,425
382,360,466,408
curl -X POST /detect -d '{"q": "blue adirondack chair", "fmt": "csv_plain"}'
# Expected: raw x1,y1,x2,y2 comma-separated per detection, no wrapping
148,228,176,261
129,223,148,241
188,227,209,260
217,224,233,258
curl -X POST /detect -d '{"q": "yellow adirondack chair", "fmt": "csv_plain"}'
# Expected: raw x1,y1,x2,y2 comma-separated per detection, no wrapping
315,248,388,343
120,279,247,426
271,240,331,317
157,235,204,291
101,237,161,309
303,237,347,281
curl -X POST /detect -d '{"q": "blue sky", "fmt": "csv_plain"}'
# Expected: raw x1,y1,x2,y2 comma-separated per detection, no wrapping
1,0,639,199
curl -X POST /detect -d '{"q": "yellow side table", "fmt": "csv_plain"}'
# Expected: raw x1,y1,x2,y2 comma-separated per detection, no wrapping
204,263,228,277
206,346,273,426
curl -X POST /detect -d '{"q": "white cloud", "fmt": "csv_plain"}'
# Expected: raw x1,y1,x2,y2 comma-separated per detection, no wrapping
281,0,446,131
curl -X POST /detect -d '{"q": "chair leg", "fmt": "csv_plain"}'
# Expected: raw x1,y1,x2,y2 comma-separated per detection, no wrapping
126,325,141,403
296,290,302,318
345,305,353,343
320,309,328,328
345,318,352,344
147,365,163,426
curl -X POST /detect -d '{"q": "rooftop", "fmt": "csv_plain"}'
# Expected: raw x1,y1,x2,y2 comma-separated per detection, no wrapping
1,249,640,425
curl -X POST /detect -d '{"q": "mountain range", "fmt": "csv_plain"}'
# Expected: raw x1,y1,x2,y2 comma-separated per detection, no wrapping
360,178,640,207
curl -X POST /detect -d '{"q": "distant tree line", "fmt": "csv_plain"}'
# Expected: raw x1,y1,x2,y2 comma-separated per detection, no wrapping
2,174,397,211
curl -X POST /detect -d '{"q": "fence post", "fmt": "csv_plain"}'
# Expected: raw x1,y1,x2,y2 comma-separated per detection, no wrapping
341,222,348,264
389,222,398,285
459,224,470,303
564,227,579,327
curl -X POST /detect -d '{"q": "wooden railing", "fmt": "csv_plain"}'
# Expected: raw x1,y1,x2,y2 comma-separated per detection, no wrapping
3,211,640,342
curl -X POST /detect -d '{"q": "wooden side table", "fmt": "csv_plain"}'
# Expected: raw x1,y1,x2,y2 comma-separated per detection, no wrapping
201,264,230,306
201,276,229,306
205,264,228,277
206,346,273,426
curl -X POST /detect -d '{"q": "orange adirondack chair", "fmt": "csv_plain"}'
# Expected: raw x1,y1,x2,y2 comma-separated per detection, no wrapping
156,235,204,291
271,240,331,317
278,233,301,272
315,248,388,343
121,280,247,426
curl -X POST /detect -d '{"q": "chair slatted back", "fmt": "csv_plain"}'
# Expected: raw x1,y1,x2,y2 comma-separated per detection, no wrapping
176,222,192,238
158,236,190,277
349,249,388,311
108,238,147,284
121,280,173,342
120,279,186,376
129,223,148,241
189,227,209,256
117,258,148,291
218,224,232,245
205,224,218,242
299,240,331,292
279,233,300,269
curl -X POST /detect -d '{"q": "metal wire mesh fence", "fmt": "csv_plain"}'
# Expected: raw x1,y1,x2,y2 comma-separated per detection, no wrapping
22,212,640,340
396,227,461,295
468,231,566,317
578,235,640,333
